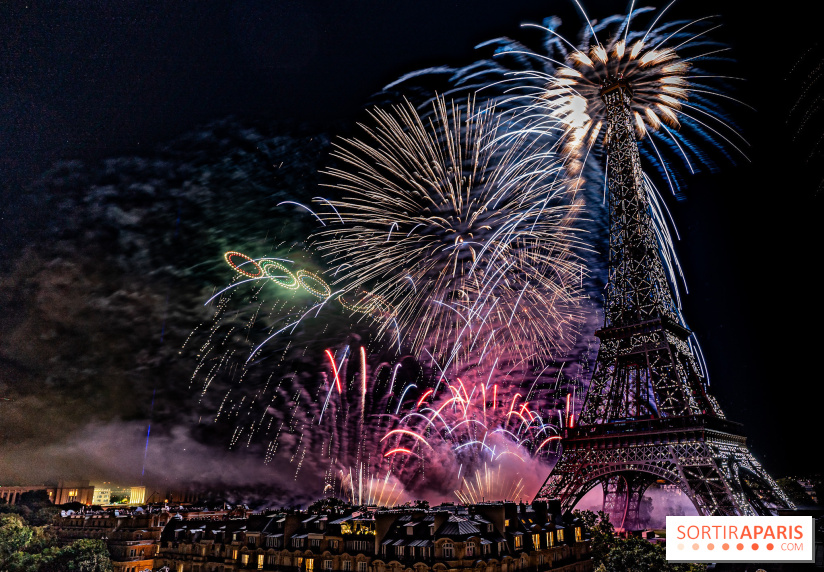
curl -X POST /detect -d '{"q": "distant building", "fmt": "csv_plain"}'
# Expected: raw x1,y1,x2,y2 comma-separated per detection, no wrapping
93,487,112,505
0,480,95,505
155,500,592,572
130,486,146,505
53,511,170,572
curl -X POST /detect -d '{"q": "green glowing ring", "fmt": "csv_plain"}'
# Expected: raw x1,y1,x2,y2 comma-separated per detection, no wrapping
296,269,332,299
260,260,300,290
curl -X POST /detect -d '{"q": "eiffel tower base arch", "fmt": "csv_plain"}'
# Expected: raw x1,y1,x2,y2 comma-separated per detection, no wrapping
536,417,794,525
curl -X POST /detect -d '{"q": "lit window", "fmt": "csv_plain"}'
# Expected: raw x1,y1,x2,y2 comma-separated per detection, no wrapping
242,554,249,565
514,536,522,549
532,534,540,549
258,554,264,570
557,529,564,542
307,559,315,571
575,527,582,542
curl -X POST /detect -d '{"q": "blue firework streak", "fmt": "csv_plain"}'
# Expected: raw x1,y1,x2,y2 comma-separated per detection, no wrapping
385,4,746,198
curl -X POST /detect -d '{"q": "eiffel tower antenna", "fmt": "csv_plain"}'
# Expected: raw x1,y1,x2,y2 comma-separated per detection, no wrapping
532,9,793,527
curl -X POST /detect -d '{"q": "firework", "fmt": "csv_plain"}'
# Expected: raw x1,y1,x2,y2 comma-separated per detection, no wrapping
314,95,587,375
500,4,746,191
788,44,824,194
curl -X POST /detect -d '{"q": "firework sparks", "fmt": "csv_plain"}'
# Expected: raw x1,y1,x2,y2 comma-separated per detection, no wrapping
314,95,587,373
502,5,747,190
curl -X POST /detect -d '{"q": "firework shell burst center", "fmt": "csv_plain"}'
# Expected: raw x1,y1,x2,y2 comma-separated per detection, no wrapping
314,95,588,367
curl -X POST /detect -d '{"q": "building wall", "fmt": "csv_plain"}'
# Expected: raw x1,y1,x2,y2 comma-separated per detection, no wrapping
129,486,146,505
54,512,168,572
0,481,94,505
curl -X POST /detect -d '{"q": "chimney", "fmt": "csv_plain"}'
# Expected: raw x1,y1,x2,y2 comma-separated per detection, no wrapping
531,500,548,524
503,503,517,530
433,511,449,535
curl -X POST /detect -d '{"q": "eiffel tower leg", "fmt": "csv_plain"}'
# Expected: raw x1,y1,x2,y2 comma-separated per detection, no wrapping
602,473,652,530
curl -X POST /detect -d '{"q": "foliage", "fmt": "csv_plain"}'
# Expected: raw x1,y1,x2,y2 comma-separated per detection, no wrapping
575,510,704,572
0,514,33,565
0,514,112,572
27,507,60,527
16,491,52,511
307,497,351,514
36,539,113,572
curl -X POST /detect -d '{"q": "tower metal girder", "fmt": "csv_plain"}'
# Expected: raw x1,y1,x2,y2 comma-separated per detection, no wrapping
535,82,793,521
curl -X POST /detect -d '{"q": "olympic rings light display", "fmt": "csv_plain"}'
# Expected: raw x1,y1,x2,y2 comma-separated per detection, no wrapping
223,251,394,318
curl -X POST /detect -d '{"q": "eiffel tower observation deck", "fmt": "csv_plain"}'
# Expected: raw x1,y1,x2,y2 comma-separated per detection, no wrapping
535,79,793,528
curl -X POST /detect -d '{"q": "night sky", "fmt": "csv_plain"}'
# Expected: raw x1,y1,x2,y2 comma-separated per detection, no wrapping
1,0,821,500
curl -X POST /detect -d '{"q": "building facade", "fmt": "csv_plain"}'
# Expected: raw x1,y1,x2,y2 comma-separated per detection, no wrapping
53,512,170,572
155,501,592,572
0,480,95,505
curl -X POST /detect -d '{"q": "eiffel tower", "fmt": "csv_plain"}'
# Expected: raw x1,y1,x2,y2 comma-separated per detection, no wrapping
535,80,793,528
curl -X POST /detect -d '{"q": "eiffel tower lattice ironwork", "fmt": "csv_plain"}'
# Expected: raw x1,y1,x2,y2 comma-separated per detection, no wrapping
535,80,793,527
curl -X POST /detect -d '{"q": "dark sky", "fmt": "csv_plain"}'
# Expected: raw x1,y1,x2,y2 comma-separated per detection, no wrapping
1,0,821,486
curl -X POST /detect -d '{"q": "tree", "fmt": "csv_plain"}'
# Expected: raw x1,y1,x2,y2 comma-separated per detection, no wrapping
38,539,113,572
573,510,615,565
575,509,704,572
28,507,60,527
0,513,113,572
16,491,52,511
0,514,33,566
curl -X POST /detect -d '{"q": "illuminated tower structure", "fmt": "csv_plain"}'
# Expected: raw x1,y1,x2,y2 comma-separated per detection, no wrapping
535,79,793,527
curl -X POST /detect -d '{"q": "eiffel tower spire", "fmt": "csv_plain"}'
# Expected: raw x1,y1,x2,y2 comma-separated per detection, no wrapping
536,76,793,526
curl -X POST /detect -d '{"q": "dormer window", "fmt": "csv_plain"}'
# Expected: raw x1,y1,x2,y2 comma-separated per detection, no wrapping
443,542,453,558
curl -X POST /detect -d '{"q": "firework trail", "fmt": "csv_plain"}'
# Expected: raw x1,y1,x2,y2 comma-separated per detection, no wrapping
186,91,591,502
387,4,746,385
788,43,824,194
302,94,591,499
314,95,587,368
186,240,415,503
